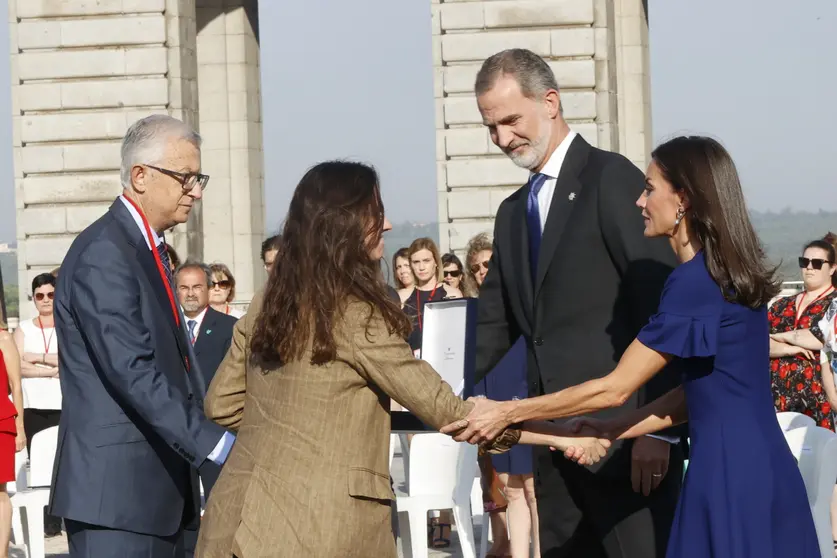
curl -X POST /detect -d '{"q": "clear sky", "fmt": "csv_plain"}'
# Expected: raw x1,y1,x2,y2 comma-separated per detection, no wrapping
0,0,832,241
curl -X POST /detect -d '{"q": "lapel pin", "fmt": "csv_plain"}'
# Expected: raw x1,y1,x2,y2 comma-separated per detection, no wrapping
568,192,576,201
206,330,212,335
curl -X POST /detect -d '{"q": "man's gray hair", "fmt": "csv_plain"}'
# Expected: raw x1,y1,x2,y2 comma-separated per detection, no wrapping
120,115,202,189
475,48,560,102
174,260,213,288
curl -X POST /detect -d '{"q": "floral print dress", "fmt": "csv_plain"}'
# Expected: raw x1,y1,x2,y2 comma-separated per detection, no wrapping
769,291,837,429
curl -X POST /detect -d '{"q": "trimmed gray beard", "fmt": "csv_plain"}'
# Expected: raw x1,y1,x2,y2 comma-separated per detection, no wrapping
506,131,550,170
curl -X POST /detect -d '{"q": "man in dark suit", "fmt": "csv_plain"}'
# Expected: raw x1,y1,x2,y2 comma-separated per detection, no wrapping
446,49,686,557
174,260,237,495
51,114,234,557
174,261,237,558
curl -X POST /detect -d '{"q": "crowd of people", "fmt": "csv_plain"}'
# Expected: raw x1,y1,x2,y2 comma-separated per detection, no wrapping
0,46,826,558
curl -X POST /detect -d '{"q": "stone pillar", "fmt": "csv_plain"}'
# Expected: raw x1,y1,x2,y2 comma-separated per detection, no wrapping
10,0,200,319
433,0,601,255
195,0,264,305
613,0,652,170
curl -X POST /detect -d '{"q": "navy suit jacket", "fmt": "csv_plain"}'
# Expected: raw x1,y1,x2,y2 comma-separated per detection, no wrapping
192,307,236,403
49,199,227,536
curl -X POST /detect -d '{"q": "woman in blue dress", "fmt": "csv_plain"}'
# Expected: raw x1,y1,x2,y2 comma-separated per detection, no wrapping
447,136,820,557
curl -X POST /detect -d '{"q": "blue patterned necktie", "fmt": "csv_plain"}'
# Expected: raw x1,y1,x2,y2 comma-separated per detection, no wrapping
187,320,197,345
156,241,174,286
526,173,549,281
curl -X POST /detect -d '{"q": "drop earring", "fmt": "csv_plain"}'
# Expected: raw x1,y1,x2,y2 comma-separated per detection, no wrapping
674,207,685,226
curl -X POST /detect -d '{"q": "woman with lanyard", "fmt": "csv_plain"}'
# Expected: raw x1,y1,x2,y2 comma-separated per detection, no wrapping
398,237,461,357
13,272,63,537
769,236,837,429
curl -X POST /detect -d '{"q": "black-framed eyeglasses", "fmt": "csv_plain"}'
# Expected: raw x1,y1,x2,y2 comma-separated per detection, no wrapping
146,164,210,192
443,269,462,278
799,257,833,270
212,280,232,289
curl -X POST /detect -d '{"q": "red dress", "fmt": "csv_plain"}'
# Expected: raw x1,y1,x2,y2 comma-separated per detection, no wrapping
769,291,837,430
0,350,18,482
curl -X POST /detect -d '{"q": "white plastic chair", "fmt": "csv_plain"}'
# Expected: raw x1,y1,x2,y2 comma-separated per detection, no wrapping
782,423,837,558
11,425,58,558
469,476,490,558
777,411,817,432
396,433,479,558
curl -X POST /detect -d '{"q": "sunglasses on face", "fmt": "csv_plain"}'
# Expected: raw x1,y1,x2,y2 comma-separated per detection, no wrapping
799,257,833,270
470,260,490,274
212,280,232,289
443,269,462,278
35,292,54,302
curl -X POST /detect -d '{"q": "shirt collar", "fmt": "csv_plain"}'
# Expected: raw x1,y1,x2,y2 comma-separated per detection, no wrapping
183,306,208,328
535,130,577,180
119,195,164,250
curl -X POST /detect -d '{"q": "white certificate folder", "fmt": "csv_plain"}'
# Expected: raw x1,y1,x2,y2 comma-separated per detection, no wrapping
391,298,479,433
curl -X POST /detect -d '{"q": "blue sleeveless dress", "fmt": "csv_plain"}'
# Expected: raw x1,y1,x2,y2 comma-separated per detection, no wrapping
637,251,819,557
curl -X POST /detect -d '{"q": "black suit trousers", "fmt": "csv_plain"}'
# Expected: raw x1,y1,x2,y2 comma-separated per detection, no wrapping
535,444,683,558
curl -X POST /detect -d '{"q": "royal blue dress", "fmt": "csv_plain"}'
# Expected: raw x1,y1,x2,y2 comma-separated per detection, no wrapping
637,251,819,558
475,337,533,475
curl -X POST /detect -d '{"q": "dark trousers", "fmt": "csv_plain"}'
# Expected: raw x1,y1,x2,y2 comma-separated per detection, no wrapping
182,463,221,558
65,519,185,558
23,408,62,533
535,444,683,558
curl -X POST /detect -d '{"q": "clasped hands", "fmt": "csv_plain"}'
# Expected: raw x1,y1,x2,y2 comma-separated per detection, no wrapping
440,396,613,467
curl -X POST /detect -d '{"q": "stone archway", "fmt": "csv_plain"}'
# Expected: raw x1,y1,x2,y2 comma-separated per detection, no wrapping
195,0,264,303
8,0,649,317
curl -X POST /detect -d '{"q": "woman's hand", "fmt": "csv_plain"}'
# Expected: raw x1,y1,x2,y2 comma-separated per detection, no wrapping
558,436,611,466
15,429,26,453
781,343,815,359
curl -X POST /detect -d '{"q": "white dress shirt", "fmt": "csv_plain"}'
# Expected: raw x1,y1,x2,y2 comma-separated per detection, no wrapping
532,130,577,231
184,306,209,343
119,195,235,465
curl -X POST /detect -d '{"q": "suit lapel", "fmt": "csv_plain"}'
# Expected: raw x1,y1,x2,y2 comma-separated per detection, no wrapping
110,201,191,370
194,309,217,357
534,136,590,297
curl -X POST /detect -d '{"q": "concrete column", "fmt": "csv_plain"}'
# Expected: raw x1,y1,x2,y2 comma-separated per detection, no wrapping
432,0,601,254
196,0,264,305
10,0,200,319
614,0,652,170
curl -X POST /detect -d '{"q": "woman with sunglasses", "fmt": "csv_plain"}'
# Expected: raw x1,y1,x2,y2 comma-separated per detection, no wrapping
442,253,474,297
208,263,245,319
12,272,64,537
768,236,837,429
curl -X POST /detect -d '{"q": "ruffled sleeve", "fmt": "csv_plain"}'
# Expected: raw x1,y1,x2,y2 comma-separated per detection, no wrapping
636,256,722,358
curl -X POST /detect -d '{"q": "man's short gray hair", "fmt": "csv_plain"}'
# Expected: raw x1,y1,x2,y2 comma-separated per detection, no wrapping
174,260,213,288
120,115,202,189
475,48,560,101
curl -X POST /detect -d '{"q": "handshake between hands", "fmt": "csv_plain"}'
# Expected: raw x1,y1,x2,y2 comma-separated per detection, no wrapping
440,396,613,467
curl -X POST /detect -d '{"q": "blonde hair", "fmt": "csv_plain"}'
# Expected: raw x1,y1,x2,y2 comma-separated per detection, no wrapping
209,262,237,302
407,237,443,285
465,232,493,286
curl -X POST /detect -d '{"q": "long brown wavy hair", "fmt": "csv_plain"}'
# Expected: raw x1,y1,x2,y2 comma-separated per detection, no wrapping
652,136,780,308
250,161,411,366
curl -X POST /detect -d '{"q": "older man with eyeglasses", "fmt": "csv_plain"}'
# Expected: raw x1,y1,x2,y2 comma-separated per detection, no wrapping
50,115,234,558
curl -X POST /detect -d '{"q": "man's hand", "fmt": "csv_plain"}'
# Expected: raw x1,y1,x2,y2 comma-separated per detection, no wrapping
631,435,670,496
440,397,512,444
